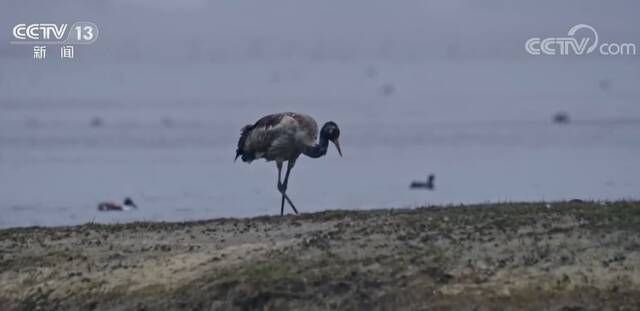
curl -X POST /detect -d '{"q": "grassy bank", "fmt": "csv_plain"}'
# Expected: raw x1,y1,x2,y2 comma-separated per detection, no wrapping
1,201,640,310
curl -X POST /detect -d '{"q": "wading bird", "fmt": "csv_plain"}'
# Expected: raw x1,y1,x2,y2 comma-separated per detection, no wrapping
235,112,342,215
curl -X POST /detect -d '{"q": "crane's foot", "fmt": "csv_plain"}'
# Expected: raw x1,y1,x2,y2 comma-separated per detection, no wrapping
279,193,298,215
284,194,298,214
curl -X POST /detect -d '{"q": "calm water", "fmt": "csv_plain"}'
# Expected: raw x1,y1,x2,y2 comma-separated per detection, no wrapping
1,59,639,228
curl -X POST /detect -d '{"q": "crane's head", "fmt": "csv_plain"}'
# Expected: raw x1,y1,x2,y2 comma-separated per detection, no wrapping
321,121,342,157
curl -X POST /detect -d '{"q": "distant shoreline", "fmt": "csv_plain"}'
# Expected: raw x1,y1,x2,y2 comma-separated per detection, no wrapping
2,201,640,310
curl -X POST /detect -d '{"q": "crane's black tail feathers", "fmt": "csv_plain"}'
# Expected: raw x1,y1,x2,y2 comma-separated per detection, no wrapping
235,124,254,162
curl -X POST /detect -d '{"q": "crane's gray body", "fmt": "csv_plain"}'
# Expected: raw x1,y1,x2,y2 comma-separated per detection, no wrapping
236,112,318,163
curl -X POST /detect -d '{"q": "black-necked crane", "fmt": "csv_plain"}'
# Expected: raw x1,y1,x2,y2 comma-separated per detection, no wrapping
235,112,342,215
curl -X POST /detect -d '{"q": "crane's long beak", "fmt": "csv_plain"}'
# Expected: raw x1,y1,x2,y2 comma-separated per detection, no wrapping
332,138,342,157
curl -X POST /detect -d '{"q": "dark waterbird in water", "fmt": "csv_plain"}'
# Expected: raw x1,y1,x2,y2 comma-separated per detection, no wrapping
553,111,570,124
97,197,137,211
410,174,435,190
235,112,342,215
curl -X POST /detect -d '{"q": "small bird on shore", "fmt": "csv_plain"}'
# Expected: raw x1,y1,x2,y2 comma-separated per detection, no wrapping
236,112,342,215
410,174,435,190
97,198,138,212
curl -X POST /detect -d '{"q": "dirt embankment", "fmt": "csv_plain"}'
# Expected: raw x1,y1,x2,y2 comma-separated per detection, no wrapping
1,201,640,310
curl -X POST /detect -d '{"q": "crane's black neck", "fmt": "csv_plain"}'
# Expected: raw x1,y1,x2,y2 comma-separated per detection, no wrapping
303,136,329,158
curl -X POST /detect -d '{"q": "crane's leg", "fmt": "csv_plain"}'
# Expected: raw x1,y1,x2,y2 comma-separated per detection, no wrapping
276,160,298,215
280,160,298,214
276,161,286,216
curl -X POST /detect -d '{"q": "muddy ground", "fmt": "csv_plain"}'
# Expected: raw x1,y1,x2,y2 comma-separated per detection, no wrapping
1,201,640,310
